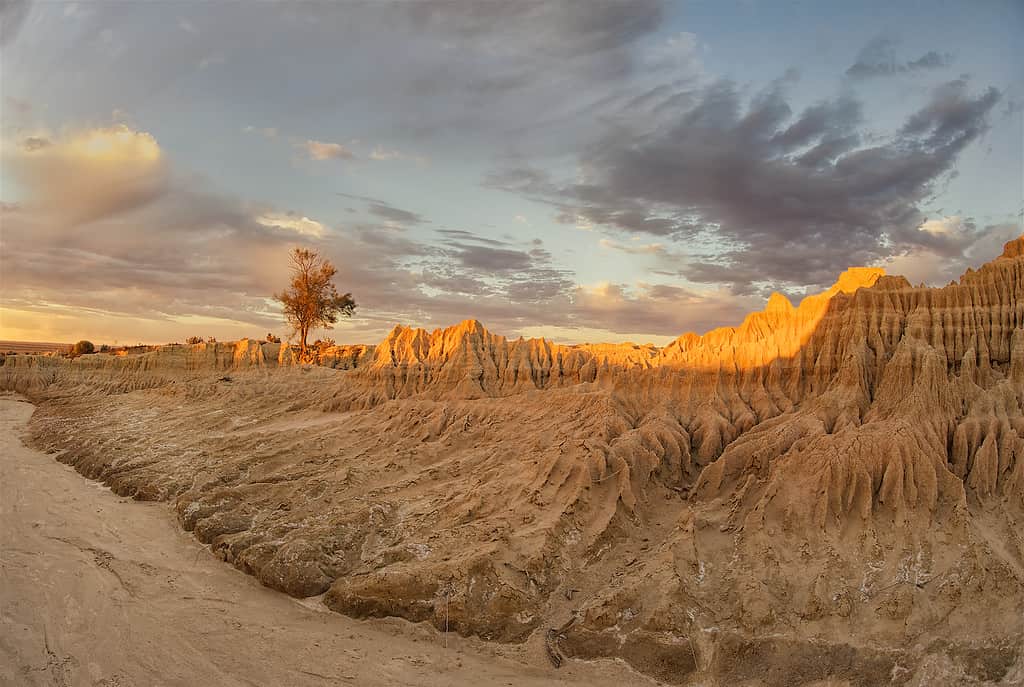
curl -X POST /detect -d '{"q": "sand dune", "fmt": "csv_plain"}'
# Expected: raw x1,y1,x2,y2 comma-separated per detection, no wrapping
4,239,1024,685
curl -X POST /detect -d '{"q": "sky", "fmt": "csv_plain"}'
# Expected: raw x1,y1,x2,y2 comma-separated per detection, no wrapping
1,0,1022,346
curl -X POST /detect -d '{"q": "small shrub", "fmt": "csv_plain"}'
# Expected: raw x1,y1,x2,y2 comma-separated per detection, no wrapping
185,336,204,345
71,340,95,356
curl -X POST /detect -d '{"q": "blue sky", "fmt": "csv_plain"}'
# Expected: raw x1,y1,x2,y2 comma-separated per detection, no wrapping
1,1,1021,345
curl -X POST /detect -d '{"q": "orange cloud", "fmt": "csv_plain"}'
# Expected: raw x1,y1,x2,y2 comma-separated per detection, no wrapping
302,139,354,161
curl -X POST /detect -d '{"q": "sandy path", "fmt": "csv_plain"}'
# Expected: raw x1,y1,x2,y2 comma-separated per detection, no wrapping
0,397,651,687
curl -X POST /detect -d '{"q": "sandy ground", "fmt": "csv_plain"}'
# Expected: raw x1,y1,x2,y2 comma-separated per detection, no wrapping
0,396,654,687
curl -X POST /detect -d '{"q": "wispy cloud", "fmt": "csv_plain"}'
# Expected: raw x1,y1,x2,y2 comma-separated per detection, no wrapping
302,139,354,161
369,146,427,166
336,192,427,226
845,36,953,80
599,238,665,255
256,213,326,237
243,125,278,139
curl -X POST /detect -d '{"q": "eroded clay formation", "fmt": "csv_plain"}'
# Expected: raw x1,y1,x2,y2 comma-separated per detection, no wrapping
5,238,1024,685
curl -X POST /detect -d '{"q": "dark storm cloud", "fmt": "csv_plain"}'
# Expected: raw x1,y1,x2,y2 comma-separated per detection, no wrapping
845,36,953,80
491,76,1002,292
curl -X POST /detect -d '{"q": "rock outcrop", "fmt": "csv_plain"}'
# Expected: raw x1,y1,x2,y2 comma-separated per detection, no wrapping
5,238,1024,685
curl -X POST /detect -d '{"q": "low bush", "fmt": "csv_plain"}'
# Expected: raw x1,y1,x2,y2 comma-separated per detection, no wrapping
71,340,95,356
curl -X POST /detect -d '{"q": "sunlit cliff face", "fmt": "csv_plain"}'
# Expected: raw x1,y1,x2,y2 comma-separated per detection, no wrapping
651,267,887,372
355,266,890,380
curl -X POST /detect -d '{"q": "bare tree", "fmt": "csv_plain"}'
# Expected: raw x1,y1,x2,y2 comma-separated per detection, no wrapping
274,248,356,356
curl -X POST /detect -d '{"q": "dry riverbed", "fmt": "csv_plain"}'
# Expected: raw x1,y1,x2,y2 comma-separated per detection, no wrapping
0,395,653,687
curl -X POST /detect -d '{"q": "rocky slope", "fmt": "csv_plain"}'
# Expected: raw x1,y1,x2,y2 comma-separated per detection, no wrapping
4,239,1024,685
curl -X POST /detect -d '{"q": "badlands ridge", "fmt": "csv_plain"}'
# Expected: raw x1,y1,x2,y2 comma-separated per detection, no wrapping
5,239,1024,685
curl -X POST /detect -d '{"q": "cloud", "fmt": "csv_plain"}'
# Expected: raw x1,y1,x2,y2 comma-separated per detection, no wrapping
0,123,631,344
206,1,672,150
0,0,30,46
599,238,665,255
451,244,534,272
563,281,755,338
302,139,354,160
4,124,169,224
367,202,426,225
4,95,31,115
369,147,427,166
882,220,1020,286
243,125,278,138
434,229,540,272
491,76,1002,293
334,193,427,226
644,31,701,72
0,0,685,172
0,125,339,340
420,229,576,303
435,229,509,248
900,78,1001,149
845,36,953,80
2,5,1014,347
404,0,664,59
256,212,326,237
20,136,49,151
0,118,783,347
